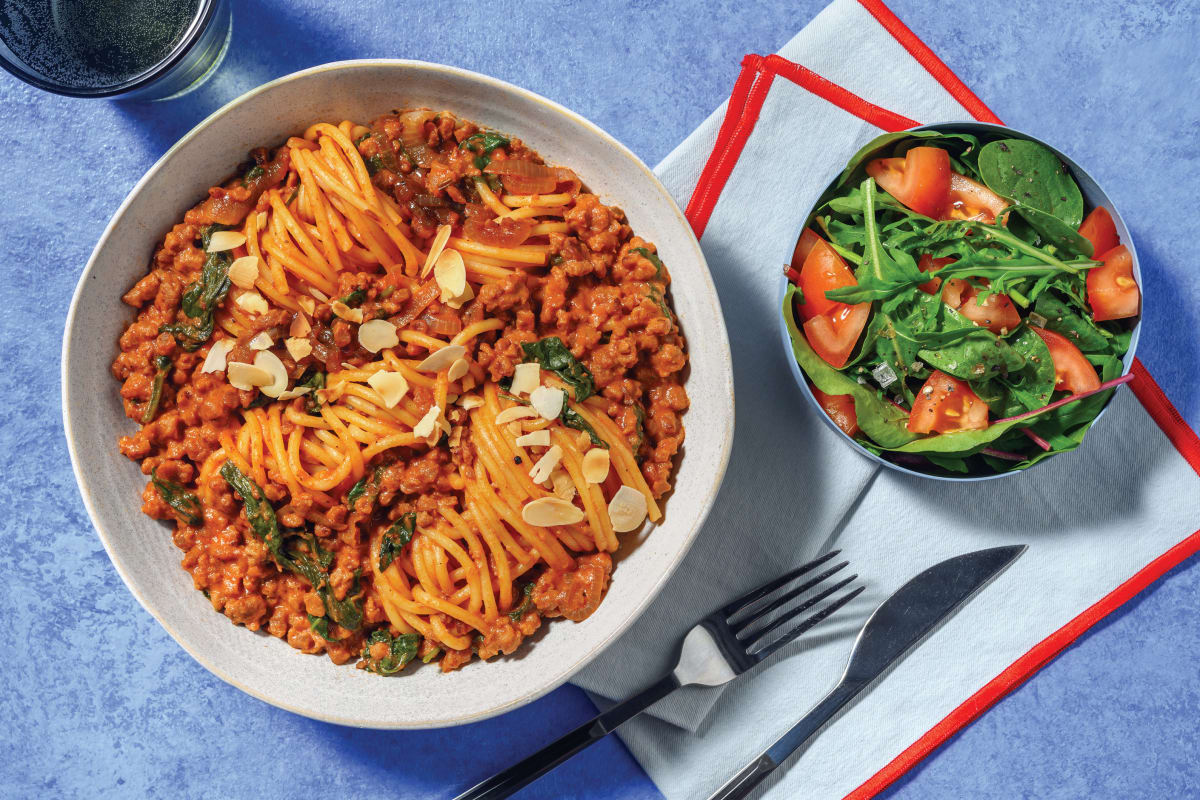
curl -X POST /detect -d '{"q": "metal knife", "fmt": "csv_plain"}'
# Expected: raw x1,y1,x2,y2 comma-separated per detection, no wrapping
707,544,1026,800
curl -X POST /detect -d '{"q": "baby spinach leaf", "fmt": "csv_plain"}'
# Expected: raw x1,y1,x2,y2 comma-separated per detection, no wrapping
219,461,287,567
379,512,416,571
361,629,421,675
1010,204,1094,259
834,130,982,189
295,369,326,414
339,288,367,308
307,613,342,642
918,327,1025,382
1033,293,1111,353
997,326,1056,412
161,225,233,350
508,582,535,622
977,139,1083,228
924,453,970,474
521,337,596,402
150,468,202,526
561,406,607,448
141,355,172,424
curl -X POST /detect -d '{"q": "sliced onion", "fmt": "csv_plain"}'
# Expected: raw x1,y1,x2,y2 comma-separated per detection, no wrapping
392,279,441,328
399,111,435,168
462,214,533,247
485,159,557,195
418,309,463,337
554,167,581,195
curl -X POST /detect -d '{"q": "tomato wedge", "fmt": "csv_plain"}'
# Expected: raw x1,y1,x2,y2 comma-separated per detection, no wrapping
954,284,1022,335
1031,327,1101,394
865,146,951,218
803,303,871,369
907,370,989,434
791,228,822,269
917,254,955,294
1087,244,1140,321
795,239,859,320
943,172,1009,224
811,386,859,437
1078,207,1119,257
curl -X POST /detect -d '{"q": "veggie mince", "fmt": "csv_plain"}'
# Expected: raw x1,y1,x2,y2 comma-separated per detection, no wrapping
784,130,1140,476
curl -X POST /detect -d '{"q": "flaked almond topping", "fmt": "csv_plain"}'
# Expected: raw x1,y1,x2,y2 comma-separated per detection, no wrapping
510,362,540,395
551,469,576,500
207,230,246,253
254,350,289,398
582,448,610,484
461,374,477,392
248,332,273,351
413,404,441,438
576,431,593,449
228,256,260,289
434,248,468,300
421,224,453,277
367,370,409,408
458,395,484,410
255,211,268,230
447,357,469,382
330,300,363,323
416,344,466,373
448,425,464,449
521,496,585,527
276,386,312,400
530,386,565,420
235,291,269,315
201,339,234,373
528,445,564,484
444,282,474,311
494,406,537,425
607,485,648,532
358,318,399,353
310,288,329,302
289,313,312,338
297,296,316,315
507,421,526,436
516,429,551,448
285,337,312,361
226,360,273,391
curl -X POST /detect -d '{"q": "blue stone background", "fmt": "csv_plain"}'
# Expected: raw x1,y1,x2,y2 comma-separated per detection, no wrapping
2,0,1197,797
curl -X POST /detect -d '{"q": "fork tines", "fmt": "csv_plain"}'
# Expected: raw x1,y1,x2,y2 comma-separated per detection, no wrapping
723,550,864,661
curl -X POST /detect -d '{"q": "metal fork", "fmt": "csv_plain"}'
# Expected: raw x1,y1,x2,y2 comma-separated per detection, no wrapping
455,550,865,800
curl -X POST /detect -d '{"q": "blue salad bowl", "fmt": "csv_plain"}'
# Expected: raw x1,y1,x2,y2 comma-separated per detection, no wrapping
777,121,1143,481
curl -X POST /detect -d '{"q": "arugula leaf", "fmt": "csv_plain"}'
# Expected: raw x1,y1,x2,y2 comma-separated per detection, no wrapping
561,406,607,448
142,355,172,423
219,460,287,567
379,512,416,571
361,629,421,675
150,468,202,526
508,582,535,622
977,139,1084,228
630,247,665,279
521,337,596,402
160,225,233,350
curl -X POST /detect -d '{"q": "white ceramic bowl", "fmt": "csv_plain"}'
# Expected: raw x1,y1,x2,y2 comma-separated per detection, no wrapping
63,60,734,728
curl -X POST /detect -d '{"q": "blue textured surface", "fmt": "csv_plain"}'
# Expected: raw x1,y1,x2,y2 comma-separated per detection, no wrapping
1,1,1197,798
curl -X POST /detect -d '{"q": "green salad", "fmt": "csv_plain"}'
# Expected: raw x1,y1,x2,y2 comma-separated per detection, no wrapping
783,128,1141,476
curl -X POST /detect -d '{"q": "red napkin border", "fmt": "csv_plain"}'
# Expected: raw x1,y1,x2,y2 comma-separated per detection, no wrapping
681,1,1200,796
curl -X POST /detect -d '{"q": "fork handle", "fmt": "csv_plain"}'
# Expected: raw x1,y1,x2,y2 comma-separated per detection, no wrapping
454,672,682,800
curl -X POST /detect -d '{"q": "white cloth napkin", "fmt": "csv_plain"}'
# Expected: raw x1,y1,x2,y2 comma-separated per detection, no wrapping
571,1,1200,798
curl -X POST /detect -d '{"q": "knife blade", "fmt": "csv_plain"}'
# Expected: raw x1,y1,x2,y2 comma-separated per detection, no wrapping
707,544,1026,800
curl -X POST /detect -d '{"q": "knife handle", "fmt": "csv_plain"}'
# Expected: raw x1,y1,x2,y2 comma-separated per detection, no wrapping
707,753,780,800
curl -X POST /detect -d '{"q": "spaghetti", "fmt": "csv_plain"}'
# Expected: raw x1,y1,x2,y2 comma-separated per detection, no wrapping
112,109,689,673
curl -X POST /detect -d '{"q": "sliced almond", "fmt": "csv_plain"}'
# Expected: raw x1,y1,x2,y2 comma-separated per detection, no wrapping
416,344,466,373
582,448,610,484
434,248,467,300
309,288,329,302
226,360,273,391
297,296,316,315
201,339,234,373
207,230,246,253
528,445,564,484
458,395,484,410
285,337,312,361
530,386,565,420
228,256,260,289
444,282,474,311
461,374,477,392
421,224,453,278
607,485,648,533
255,211,268,230
516,430,551,448
521,496,586,527
289,313,312,338
248,331,273,351
507,420,526,436
276,386,312,401
550,469,576,500
367,370,409,408
235,291,269,315
254,350,289,398
510,362,540,395
447,357,470,382
330,300,363,323
413,404,441,439
358,318,399,353
494,405,536,425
